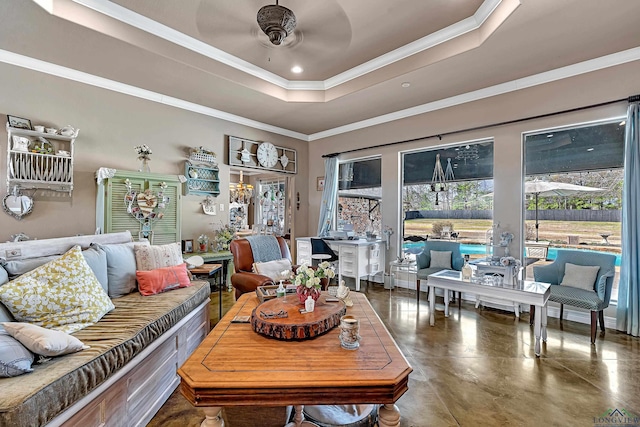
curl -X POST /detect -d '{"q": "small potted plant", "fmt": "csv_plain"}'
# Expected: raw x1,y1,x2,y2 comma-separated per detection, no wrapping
197,234,209,252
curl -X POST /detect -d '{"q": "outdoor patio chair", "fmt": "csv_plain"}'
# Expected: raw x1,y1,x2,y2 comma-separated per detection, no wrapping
416,241,464,302
532,249,616,344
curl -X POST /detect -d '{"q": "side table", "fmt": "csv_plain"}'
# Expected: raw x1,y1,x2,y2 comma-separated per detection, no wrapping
389,260,417,290
189,263,223,319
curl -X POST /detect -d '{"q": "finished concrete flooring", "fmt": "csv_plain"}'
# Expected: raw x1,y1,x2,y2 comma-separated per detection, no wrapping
149,283,640,427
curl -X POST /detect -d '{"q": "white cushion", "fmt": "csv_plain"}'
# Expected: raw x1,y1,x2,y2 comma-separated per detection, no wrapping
134,242,184,271
560,263,600,291
253,259,293,281
2,322,89,357
429,250,452,269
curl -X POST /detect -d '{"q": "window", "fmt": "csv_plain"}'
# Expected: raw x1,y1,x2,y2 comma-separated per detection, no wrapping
336,158,382,236
402,140,494,258
523,118,624,300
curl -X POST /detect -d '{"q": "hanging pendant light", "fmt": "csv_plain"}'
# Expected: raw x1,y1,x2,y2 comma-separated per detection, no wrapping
257,1,297,46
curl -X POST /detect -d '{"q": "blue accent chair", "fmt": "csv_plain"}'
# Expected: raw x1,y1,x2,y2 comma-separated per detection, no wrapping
416,241,464,302
533,249,616,344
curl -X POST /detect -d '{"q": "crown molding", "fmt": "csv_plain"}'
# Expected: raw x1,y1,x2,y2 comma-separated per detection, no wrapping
59,0,506,91
2,46,638,142
308,47,640,141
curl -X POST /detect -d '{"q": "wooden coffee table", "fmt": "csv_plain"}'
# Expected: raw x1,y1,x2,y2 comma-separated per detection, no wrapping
178,292,412,427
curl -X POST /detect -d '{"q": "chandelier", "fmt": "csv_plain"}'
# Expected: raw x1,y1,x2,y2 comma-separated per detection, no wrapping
230,171,253,204
430,154,455,206
257,1,297,45
455,144,480,163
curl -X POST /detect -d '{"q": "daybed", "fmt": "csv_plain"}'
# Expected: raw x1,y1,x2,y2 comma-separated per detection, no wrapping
0,231,210,427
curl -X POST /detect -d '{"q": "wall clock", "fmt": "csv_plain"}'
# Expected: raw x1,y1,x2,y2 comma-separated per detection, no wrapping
257,142,278,168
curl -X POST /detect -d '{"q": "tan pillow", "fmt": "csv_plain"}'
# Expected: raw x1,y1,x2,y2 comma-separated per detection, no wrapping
429,250,452,269
135,242,183,271
253,259,292,281
2,322,89,357
560,263,600,291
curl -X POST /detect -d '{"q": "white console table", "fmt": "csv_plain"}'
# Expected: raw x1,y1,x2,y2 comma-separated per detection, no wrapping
296,237,385,291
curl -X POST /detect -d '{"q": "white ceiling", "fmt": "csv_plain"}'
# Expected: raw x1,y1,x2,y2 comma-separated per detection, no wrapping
2,0,640,140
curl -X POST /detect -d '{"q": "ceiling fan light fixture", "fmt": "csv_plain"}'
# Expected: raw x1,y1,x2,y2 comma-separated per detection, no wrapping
257,1,297,46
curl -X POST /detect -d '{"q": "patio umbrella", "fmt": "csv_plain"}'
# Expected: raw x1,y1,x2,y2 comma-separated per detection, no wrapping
525,180,604,241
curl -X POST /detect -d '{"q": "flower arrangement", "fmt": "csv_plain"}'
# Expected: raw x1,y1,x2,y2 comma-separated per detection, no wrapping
293,262,335,304
134,144,153,160
212,222,236,251
197,234,209,252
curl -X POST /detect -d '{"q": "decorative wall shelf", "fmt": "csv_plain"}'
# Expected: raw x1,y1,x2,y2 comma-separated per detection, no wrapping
6,123,77,195
184,161,220,196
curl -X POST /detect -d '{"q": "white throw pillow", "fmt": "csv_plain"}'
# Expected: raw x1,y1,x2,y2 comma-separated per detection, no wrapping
2,322,89,357
253,259,293,281
560,263,600,291
430,250,452,269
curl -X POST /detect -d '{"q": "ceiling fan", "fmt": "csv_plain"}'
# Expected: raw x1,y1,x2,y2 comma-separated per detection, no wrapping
256,0,296,46
195,1,352,56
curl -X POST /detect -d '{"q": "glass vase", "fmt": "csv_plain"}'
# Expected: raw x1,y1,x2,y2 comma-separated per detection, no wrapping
138,157,151,173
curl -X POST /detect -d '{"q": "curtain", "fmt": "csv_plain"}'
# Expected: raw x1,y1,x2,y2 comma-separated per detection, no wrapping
317,157,339,236
617,100,640,336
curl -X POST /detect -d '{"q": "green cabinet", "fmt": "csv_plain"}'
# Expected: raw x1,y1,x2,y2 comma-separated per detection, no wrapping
98,170,181,244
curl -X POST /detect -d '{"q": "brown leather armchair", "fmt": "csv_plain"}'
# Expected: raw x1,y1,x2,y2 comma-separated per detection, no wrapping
230,236,294,299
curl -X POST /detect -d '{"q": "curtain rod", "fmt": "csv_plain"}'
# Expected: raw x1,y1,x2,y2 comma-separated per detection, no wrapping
322,95,638,158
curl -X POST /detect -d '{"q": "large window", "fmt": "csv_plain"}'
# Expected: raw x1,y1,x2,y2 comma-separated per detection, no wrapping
402,140,494,257
523,118,625,299
337,157,382,237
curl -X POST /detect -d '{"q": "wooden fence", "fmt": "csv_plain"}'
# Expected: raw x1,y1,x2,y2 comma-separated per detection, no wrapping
406,209,621,222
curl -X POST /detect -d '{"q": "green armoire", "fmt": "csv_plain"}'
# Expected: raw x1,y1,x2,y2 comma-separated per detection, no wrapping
96,169,181,244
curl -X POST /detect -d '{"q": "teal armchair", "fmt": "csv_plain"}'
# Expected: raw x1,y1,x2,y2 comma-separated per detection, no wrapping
416,241,464,302
533,249,616,344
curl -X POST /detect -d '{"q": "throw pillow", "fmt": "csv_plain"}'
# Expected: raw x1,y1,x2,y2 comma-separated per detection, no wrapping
134,242,183,271
0,246,114,334
0,329,34,377
83,245,108,293
2,255,59,278
136,263,191,296
430,250,452,269
560,263,601,291
2,322,88,357
99,241,149,298
253,258,293,281
0,264,8,285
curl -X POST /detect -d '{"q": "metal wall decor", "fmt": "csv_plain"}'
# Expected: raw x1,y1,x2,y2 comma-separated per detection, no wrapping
124,178,170,242
2,186,34,220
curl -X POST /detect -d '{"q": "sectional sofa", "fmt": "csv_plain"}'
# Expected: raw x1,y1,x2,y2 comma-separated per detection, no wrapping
0,231,210,427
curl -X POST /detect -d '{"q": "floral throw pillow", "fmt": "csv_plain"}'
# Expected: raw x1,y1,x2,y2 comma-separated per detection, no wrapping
134,242,183,271
0,246,114,334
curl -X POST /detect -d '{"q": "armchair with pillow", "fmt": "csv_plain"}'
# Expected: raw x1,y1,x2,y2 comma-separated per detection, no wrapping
533,249,616,344
415,241,464,302
230,236,297,299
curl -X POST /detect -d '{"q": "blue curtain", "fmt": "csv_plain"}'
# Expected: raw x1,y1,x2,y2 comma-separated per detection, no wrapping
317,157,339,236
617,100,640,336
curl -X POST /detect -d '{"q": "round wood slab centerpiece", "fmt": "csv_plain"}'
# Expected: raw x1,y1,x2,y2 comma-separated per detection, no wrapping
251,292,346,340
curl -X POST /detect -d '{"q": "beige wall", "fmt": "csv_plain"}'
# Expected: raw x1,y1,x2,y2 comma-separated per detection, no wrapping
308,61,640,266
0,63,310,243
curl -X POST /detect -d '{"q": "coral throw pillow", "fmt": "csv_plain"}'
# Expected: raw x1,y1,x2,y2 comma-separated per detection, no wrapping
136,263,191,296
0,246,114,334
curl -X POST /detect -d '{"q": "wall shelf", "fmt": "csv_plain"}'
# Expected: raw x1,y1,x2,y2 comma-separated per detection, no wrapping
6,124,77,195
184,161,220,196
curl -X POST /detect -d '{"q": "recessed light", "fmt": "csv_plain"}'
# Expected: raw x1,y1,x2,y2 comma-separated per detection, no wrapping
620,120,626,126
546,134,554,138
291,66,303,73
587,148,594,152
401,82,411,88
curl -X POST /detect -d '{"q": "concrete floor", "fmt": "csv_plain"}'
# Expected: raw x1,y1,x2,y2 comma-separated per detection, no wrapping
149,282,640,427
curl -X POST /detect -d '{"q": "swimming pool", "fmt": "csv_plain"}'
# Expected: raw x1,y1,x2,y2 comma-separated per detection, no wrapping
403,242,622,266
